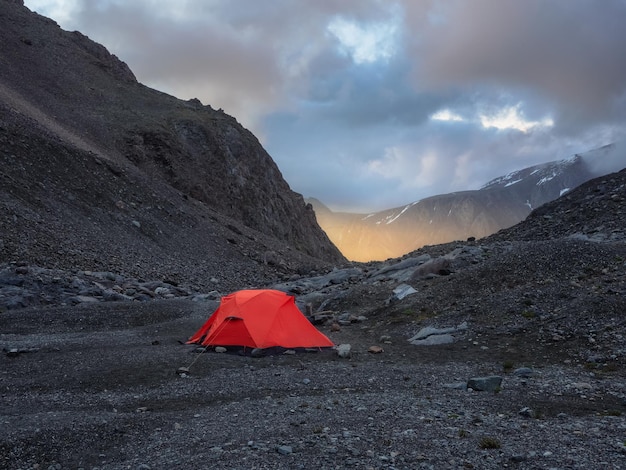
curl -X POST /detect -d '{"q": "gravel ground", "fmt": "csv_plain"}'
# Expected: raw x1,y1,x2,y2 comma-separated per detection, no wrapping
2,297,625,470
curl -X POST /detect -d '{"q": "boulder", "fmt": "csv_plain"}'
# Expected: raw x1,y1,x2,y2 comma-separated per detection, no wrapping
467,375,503,392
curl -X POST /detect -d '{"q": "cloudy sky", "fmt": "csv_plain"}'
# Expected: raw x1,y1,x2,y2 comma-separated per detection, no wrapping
24,0,626,212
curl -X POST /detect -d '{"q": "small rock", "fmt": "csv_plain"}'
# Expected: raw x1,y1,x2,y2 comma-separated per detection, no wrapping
368,345,384,354
336,344,351,358
133,294,153,302
411,327,442,340
72,295,100,304
392,283,417,300
337,312,351,322
6,348,20,358
276,445,293,455
443,382,467,390
250,348,264,357
176,367,190,376
15,266,29,275
518,407,534,418
215,347,227,353
103,290,131,302
467,375,503,392
410,334,455,346
191,292,220,302
513,367,534,378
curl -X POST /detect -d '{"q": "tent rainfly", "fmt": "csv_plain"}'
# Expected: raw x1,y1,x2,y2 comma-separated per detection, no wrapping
187,289,334,349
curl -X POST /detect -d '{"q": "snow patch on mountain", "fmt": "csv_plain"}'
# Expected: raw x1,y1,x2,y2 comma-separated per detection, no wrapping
505,178,523,187
537,173,557,185
385,204,411,224
372,200,420,225
482,154,583,190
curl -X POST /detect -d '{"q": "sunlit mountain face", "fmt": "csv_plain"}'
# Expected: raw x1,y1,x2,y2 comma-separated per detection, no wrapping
310,145,623,262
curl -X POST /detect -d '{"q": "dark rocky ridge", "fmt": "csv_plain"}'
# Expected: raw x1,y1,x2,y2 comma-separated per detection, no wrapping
0,0,344,283
487,168,626,243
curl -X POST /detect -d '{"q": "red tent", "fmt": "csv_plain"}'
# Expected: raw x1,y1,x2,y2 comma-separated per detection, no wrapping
187,289,334,349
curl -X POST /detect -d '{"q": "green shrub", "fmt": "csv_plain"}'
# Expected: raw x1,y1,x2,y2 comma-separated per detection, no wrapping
479,437,501,449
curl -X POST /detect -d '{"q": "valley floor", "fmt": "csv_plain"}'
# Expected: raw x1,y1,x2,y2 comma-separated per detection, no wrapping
2,299,625,469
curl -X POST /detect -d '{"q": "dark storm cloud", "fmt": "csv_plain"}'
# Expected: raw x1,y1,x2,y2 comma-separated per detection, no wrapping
409,0,626,133
63,0,398,127
23,0,626,212
303,60,449,128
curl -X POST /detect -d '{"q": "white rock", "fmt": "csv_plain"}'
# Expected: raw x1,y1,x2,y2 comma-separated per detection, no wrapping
336,344,351,358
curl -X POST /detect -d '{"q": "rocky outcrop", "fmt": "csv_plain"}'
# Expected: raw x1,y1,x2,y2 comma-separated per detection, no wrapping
0,0,344,268
488,168,626,242
122,116,340,261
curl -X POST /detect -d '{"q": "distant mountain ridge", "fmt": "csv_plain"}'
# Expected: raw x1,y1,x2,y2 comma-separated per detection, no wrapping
310,146,623,261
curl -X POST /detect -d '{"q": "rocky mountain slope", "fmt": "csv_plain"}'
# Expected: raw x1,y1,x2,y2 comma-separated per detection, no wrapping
2,167,625,469
310,150,619,261
0,0,344,289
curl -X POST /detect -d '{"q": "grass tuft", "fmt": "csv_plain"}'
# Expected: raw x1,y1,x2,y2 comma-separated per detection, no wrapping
479,437,501,449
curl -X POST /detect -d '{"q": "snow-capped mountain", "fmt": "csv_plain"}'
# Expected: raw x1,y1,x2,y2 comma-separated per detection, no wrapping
479,154,592,211
310,145,623,262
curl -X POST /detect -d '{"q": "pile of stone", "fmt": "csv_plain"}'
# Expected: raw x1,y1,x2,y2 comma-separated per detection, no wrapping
0,262,220,311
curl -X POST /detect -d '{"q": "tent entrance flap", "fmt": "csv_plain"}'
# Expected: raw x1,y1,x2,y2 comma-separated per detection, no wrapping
206,316,255,347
